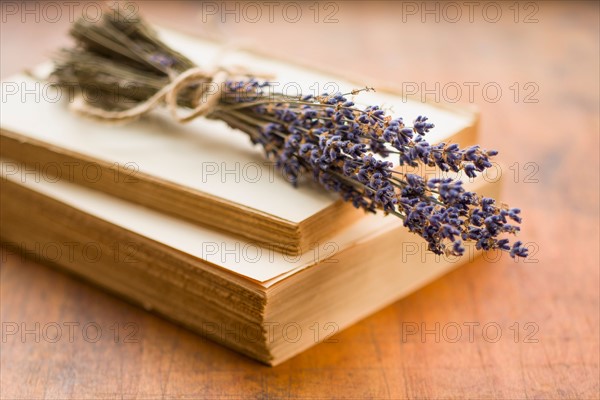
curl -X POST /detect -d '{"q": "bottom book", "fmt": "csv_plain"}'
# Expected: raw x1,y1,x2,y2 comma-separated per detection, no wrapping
0,158,501,366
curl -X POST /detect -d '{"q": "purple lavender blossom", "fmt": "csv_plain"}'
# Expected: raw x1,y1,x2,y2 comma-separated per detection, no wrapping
215,84,527,258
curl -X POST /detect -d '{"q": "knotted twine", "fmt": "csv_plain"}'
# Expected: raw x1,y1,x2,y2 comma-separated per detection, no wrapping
70,66,234,124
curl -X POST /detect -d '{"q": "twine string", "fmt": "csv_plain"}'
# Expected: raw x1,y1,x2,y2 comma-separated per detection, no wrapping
69,66,233,124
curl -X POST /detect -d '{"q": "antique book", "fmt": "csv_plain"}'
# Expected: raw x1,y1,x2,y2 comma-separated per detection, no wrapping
1,158,501,366
0,27,479,252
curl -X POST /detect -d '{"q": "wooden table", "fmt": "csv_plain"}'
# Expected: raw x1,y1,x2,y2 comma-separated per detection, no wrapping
1,2,598,398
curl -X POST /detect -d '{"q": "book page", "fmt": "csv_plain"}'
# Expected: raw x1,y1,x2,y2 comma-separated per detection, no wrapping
0,28,475,223
1,158,397,283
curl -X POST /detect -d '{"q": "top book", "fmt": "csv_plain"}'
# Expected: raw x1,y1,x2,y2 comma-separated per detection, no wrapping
0,27,478,252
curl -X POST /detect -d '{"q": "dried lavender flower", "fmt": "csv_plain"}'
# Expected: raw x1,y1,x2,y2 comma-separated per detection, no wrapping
51,7,527,259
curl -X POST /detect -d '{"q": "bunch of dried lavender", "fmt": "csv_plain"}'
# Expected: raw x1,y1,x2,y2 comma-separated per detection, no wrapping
51,8,527,258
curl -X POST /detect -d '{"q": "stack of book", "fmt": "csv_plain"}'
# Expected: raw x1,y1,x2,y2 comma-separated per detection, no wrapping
0,28,498,365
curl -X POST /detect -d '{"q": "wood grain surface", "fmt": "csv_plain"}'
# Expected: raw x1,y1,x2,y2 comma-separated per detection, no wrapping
1,1,598,399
